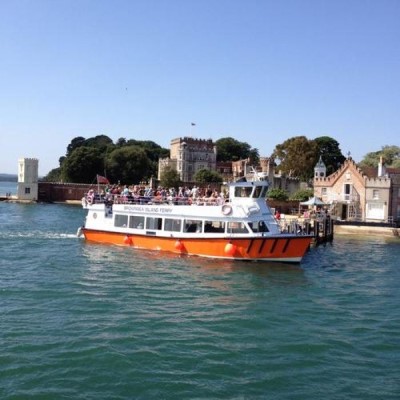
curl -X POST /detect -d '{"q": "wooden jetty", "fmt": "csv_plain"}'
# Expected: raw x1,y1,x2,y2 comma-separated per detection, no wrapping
280,215,334,245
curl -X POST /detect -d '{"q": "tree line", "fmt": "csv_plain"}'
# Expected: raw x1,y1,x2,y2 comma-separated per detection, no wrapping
43,134,399,185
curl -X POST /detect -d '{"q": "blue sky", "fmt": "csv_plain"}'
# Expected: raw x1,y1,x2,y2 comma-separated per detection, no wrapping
1,0,399,176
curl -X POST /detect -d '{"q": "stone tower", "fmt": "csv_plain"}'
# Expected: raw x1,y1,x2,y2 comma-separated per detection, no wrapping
17,158,39,201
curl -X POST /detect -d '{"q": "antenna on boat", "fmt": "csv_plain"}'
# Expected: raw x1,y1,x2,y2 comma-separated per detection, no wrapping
249,166,268,182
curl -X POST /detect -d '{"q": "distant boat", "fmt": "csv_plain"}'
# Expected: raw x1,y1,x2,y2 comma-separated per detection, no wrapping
78,177,313,263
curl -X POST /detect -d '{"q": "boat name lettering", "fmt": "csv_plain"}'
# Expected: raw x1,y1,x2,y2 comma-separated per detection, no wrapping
123,205,173,213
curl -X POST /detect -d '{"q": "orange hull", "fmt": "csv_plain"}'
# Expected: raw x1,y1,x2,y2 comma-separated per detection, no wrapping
82,229,312,262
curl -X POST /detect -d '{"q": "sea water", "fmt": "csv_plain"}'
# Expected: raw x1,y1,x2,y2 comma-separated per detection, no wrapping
0,181,17,196
0,198,399,399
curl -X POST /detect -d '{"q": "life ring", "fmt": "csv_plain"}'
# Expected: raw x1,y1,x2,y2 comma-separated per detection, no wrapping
221,204,233,216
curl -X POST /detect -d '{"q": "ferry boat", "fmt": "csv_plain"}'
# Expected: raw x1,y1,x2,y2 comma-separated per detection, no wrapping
78,178,313,262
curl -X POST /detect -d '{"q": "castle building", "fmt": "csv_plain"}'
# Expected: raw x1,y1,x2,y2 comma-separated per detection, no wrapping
158,137,217,183
158,136,301,196
17,158,39,201
314,156,400,223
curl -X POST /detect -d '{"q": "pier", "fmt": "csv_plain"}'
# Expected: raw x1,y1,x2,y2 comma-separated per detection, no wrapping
280,215,334,245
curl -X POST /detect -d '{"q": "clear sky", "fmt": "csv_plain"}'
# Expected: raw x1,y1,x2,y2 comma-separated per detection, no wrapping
1,0,399,176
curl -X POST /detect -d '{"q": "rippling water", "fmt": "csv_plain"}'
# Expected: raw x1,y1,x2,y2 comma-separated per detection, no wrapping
0,201,399,399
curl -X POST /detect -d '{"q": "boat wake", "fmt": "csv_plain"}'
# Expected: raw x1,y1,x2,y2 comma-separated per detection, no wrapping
0,231,79,240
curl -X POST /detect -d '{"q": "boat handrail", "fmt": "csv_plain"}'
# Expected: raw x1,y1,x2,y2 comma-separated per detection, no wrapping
85,192,229,207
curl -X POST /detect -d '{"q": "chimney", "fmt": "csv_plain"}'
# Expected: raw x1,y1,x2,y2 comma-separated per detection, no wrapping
378,156,385,177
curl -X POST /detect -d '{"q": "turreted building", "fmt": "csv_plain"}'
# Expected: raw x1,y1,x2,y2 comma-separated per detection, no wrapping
158,137,217,183
314,155,400,223
17,158,39,201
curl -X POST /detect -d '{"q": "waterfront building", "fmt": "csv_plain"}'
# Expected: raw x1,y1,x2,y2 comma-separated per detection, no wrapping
314,155,400,224
158,137,217,183
17,158,39,201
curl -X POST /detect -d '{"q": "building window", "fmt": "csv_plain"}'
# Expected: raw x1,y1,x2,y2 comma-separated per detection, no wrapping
25,187,31,194
344,184,351,201
372,190,380,200
321,187,327,195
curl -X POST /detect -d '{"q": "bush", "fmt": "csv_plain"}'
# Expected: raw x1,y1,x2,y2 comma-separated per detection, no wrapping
267,188,289,201
290,188,314,201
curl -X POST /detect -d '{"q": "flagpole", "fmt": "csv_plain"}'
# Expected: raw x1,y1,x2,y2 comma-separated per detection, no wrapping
190,122,196,137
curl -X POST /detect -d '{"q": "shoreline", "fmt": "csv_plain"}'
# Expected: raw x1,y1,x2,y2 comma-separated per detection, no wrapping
334,224,399,238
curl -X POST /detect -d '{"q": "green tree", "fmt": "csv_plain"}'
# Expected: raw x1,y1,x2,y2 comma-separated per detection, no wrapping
127,139,169,162
273,136,318,181
314,136,346,175
267,188,289,201
290,188,314,201
42,167,62,182
62,146,105,183
105,146,153,184
194,169,223,183
359,145,400,169
66,136,86,157
159,166,182,188
116,137,127,147
85,134,114,152
216,137,259,163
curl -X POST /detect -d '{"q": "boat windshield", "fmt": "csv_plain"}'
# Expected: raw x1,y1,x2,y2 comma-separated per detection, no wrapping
234,186,253,198
234,184,268,199
248,220,269,233
253,186,268,199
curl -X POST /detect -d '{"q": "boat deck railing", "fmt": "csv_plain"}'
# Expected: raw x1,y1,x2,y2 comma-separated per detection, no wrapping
86,193,227,207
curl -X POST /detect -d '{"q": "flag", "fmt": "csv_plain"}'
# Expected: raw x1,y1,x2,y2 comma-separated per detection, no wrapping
97,174,110,184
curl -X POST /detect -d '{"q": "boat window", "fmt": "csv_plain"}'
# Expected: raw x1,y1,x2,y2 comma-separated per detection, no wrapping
234,186,252,198
254,186,269,198
248,220,269,233
129,215,145,229
146,217,162,230
184,219,203,233
115,214,128,228
164,218,182,232
227,221,249,234
261,186,268,198
253,186,261,198
204,220,225,233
